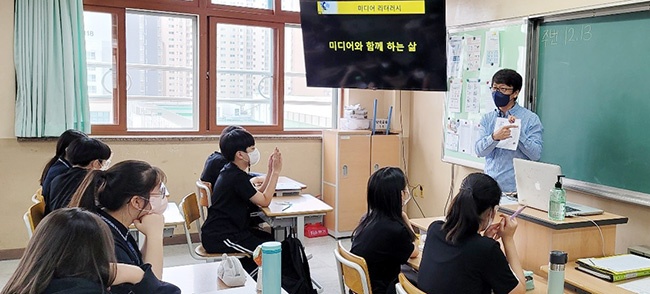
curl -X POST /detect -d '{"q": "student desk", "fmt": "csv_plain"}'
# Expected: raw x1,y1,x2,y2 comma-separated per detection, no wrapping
409,216,445,233
260,194,333,243
275,176,307,196
500,204,628,276
540,261,636,294
162,262,288,293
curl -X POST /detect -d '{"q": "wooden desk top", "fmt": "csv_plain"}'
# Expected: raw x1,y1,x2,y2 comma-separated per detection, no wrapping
163,262,257,293
277,176,307,190
499,204,628,230
261,194,333,217
163,202,184,225
409,216,445,231
541,261,635,294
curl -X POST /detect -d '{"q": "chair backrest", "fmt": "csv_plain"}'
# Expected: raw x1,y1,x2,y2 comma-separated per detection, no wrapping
398,273,425,294
395,283,407,294
195,180,212,208
179,192,201,230
24,201,45,238
334,241,372,294
32,187,44,203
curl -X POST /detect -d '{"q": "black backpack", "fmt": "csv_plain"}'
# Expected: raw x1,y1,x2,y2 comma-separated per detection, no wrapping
281,229,317,294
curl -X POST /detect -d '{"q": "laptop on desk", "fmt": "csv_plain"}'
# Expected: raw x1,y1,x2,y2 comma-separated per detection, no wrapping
513,158,604,217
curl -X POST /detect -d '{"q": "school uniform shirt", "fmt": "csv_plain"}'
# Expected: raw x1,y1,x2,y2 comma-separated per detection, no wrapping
97,210,180,294
350,216,414,294
47,167,88,214
43,277,108,294
417,220,519,294
201,162,259,243
200,151,228,189
42,158,72,202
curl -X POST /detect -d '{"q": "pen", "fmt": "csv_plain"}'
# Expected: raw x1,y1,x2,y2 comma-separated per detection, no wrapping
282,203,292,211
510,205,527,220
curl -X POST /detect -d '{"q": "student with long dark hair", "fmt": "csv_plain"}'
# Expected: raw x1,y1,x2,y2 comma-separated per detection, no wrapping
40,129,87,199
69,160,180,294
47,137,112,214
350,167,418,294
1,208,145,294
417,173,525,294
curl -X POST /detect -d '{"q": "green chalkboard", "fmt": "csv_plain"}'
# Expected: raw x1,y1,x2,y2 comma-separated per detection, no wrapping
442,20,528,169
536,10,650,195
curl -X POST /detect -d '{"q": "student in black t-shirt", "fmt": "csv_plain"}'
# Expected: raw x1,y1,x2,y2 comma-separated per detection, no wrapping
40,129,87,200
47,137,112,215
201,128,283,274
350,167,419,294
417,173,526,294
2,208,145,294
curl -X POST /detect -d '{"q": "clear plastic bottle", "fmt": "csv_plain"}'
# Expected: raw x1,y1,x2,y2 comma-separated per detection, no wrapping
548,175,566,221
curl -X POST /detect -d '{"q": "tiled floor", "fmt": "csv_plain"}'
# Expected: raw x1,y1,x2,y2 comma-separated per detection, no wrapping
0,236,350,294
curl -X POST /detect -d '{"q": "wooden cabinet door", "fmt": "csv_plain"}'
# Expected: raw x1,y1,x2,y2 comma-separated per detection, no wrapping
370,134,400,173
337,134,370,232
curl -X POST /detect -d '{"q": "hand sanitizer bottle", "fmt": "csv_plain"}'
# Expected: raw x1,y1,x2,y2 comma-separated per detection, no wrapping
548,175,566,221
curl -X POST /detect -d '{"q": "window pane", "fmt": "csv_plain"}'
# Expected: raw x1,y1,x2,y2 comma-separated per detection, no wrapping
84,11,116,125
216,24,274,126
284,26,335,129
281,0,300,12
126,12,197,130
212,0,272,9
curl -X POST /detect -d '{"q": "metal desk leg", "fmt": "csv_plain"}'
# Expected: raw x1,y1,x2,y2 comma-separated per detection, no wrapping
297,215,305,243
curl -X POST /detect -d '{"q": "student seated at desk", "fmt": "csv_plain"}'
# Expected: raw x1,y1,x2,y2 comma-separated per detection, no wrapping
200,125,243,189
40,129,87,201
1,208,146,294
47,137,111,215
70,160,180,294
417,173,525,294
350,167,419,294
201,129,282,275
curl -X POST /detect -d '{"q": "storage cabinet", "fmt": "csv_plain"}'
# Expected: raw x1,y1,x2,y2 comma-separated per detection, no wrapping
322,129,400,238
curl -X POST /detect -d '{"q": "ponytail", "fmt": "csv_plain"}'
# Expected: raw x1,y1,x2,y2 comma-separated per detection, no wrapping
69,170,106,212
442,173,501,244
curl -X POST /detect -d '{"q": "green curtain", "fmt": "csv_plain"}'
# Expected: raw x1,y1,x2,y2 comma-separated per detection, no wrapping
14,0,90,137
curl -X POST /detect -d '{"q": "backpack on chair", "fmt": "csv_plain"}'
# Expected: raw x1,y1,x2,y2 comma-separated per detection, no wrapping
281,228,317,294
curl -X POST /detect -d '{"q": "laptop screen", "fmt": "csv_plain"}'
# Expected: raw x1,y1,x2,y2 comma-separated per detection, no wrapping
513,158,562,212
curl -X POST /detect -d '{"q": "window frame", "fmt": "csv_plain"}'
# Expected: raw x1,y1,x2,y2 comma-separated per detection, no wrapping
84,0,338,135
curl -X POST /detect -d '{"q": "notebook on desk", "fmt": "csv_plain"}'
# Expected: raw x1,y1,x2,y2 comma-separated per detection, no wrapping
513,158,604,217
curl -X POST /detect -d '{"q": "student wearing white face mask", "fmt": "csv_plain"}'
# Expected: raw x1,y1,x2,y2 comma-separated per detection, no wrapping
350,167,419,294
201,128,282,275
69,160,180,294
417,173,525,294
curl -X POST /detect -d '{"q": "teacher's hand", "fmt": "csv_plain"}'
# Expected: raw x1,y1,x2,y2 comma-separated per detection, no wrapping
492,125,518,141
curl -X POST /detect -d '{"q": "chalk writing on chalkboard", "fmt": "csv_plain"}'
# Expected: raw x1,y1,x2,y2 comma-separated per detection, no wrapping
541,25,593,47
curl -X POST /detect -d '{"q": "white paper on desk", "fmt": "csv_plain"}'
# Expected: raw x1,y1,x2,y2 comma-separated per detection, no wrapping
587,254,650,273
494,117,521,151
618,277,650,293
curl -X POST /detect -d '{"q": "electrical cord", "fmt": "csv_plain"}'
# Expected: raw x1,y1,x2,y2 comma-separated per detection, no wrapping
409,185,426,218
574,215,607,257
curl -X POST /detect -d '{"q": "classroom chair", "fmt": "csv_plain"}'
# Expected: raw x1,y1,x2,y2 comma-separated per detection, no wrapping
31,187,44,203
334,241,372,294
23,201,45,238
396,273,425,294
195,180,212,221
178,192,247,262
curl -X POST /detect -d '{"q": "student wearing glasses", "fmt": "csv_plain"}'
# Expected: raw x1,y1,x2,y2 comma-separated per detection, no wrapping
474,69,543,193
69,160,179,294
